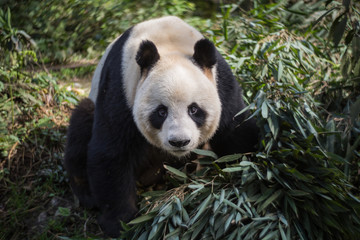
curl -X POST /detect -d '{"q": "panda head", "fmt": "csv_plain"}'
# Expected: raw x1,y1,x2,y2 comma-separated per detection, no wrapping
133,39,221,157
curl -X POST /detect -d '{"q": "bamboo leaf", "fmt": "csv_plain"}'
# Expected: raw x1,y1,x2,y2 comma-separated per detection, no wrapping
190,215,208,239
279,223,287,240
189,194,212,225
224,212,235,233
344,29,355,45
306,120,318,138
164,165,187,179
312,7,338,28
332,14,348,47
215,154,242,163
6,7,11,29
262,229,279,240
129,213,156,224
350,98,360,125
192,149,218,159
261,101,269,119
288,190,311,197
278,61,283,81
259,189,282,212
148,223,158,240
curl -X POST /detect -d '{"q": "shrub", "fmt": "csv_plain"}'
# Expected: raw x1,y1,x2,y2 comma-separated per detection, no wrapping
123,2,360,239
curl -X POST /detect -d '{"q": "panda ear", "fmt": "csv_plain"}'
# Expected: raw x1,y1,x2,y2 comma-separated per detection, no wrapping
136,40,160,71
193,39,217,69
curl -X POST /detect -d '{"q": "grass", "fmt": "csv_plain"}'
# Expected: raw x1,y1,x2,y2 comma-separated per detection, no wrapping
0,67,103,239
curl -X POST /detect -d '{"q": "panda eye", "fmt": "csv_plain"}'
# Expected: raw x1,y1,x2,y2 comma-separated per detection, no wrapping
188,105,198,115
150,105,168,129
158,107,168,118
188,103,206,128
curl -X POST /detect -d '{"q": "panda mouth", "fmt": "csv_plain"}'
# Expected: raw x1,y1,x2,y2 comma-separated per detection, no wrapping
170,149,191,157
173,149,188,153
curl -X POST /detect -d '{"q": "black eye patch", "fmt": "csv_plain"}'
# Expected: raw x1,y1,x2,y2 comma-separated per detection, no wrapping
188,103,206,128
149,104,168,129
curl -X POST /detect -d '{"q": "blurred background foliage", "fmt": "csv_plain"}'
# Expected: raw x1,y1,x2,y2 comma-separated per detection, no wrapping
2,0,207,63
1,0,360,239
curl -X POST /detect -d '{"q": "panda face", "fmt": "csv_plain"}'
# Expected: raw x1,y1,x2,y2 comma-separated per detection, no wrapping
133,55,221,157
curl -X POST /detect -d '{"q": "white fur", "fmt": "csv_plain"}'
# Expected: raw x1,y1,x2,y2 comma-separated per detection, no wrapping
133,55,221,156
89,16,206,105
122,16,206,106
89,35,121,103
89,16,222,157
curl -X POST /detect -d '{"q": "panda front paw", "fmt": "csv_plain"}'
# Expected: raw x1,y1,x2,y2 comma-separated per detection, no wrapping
98,213,121,238
98,207,138,238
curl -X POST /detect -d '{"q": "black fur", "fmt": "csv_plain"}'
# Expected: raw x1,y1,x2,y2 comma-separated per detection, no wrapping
209,51,258,156
136,40,160,71
149,104,168,129
87,27,146,238
64,98,95,209
193,38,217,69
188,102,206,128
64,22,258,238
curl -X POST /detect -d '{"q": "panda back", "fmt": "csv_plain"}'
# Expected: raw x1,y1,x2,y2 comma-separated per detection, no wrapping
89,35,121,103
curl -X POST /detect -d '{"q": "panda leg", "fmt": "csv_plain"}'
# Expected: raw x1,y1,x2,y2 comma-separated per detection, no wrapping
64,98,96,208
87,127,140,238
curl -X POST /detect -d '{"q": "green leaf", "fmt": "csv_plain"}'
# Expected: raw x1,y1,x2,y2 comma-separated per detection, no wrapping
190,213,209,239
306,120,318,138
262,230,279,240
331,14,347,47
215,153,242,163
17,89,43,105
353,36,360,59
268,114,279,138
325,120,336,153
192,149,218,159
278,61,283,81
164,165,187,179
255,188,274,205
223,166,244,173
326,151,348,164
258,189,283,212
279,223,287,240
286,168,314,182
354,58,360,76
312,7,338,28
35,118,54,128
220,189,225,204
261,101,268,119
224,212,234,233
286,197,298,217
220,198,244,212
129,213,155,224
189,194,212,225
279,213,288,227
6,7,11,29
148,222,159,240
141,190,166,197
288,190,310,197
57,207,70,217
350,98,360,125
164,228,181,239
344,29,355,45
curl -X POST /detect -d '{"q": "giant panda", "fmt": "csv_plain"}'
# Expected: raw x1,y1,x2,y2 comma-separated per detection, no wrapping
64,16,258,237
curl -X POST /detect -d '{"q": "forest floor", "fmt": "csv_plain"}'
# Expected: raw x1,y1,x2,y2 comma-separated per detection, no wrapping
0,64,108,239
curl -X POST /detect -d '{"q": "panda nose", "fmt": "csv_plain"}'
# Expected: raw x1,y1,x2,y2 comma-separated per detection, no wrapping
169,139,190,148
